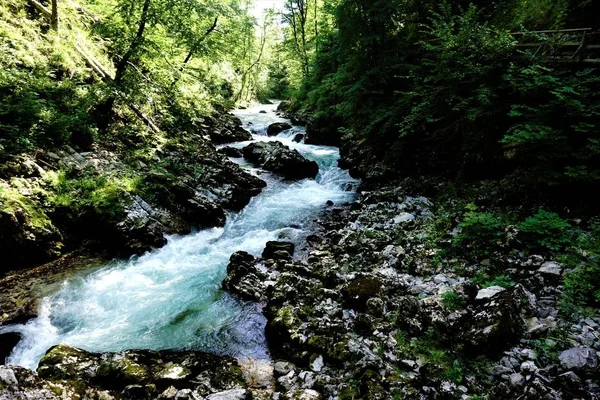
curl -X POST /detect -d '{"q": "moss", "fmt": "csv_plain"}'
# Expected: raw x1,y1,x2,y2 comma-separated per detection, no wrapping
0,181,54,231
329,341,350,361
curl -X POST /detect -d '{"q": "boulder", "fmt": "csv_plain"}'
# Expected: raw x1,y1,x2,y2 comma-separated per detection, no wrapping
475,286,505,301
293,134,305,143
242,142,319,180
460,285,536,354
341,274,383,312
222,251,266,302
209,115,252,144
267,123,293,136
35,344,246,398
559,347,598,374
262,241,295,259
220,147,244,158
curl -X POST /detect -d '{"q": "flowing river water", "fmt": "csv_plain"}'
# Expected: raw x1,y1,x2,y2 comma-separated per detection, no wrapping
2,103,358,370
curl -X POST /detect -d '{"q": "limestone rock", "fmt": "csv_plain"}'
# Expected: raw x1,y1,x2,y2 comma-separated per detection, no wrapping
242,142,319,180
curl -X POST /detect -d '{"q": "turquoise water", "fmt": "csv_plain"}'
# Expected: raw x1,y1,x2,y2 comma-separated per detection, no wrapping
3,104,358,369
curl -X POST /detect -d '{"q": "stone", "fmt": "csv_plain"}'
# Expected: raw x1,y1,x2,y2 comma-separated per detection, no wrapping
267,123,293,136
292,134,305,143
222,251,266,302
209,115,253,144
205,389,252,400
559,347,598,372
475,286,505,300
242,141,319,180
509,373,525,387
311,356,324,372
284,389,321,400
520,361,538,373
0,367,18,387
538,261,562,276
461,285,536,354
273,361,295,377
221,147,244,158
393,213,415,224
263,241,295,260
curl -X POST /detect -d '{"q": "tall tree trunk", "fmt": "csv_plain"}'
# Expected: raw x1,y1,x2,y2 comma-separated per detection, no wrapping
114,0,151,85
97,0,150,129
172,17,218,86
50,0,59,30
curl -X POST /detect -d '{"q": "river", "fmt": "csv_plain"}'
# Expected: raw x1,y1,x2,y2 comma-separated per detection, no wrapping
2,103,358,370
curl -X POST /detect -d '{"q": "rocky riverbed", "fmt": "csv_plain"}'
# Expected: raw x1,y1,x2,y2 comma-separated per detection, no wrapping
2,105,600,400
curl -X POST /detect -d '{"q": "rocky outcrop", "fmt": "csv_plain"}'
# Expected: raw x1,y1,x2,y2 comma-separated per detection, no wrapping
262,241,295,260
0,344,248,400
207,114,253,144
304,116,342,147
267,123,293,137
222,251,267,302
243,142,319,180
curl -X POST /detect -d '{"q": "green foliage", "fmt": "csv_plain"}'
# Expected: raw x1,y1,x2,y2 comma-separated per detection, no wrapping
0,69,99,157
472,272,516,289
441,290,466,311
503,65,600,185
559,221,600,314
48,171,138,222
517,209,571,251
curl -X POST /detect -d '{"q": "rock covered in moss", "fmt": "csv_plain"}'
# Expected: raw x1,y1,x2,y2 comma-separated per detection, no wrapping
3,344,249,399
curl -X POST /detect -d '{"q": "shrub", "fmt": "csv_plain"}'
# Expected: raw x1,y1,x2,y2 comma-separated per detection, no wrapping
454,206,504,256
559,221,600,314
517,209,570,251
441,290,466,311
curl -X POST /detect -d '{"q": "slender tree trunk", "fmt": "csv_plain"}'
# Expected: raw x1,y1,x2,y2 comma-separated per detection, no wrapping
50,0,59,31
172,17,218,86
114,0,151,85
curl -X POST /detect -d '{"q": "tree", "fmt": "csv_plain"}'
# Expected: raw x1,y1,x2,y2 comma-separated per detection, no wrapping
50,0,58,31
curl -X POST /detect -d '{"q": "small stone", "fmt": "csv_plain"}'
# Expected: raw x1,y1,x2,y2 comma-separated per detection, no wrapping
475,286,505,300
0,367,18,387
538,261,562,276
559,347,598,371
205,389,252,400
393,213,415,224
509,373,525,387
311,355,324,372
520,361,538,373
273,361,295,377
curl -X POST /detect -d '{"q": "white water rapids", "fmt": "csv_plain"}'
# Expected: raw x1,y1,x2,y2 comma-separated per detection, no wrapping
2,103,358,370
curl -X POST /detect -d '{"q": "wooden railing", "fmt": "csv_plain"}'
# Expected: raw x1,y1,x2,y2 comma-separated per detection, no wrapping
511,28,600,65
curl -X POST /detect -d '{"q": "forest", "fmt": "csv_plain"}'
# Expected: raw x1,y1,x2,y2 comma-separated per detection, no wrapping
1,0,600,399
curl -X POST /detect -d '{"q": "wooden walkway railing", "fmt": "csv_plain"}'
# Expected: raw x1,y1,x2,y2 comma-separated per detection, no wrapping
511,28,600,65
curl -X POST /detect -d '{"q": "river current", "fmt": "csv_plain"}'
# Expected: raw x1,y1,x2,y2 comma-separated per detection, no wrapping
2,103,358,370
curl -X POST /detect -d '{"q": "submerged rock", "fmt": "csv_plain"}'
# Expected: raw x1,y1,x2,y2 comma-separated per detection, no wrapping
243,142,319,180
267,123,293,136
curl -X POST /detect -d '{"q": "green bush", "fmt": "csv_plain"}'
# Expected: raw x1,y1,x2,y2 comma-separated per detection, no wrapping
454,206,504,256
560,221,600,314
48,171,137,222
472,272,516,289
517,209,570,251
441,290,466,311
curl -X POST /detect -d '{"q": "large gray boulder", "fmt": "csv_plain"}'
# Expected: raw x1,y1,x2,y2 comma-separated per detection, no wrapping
243,142,319,180
267,122,293,136
559,347,598,373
